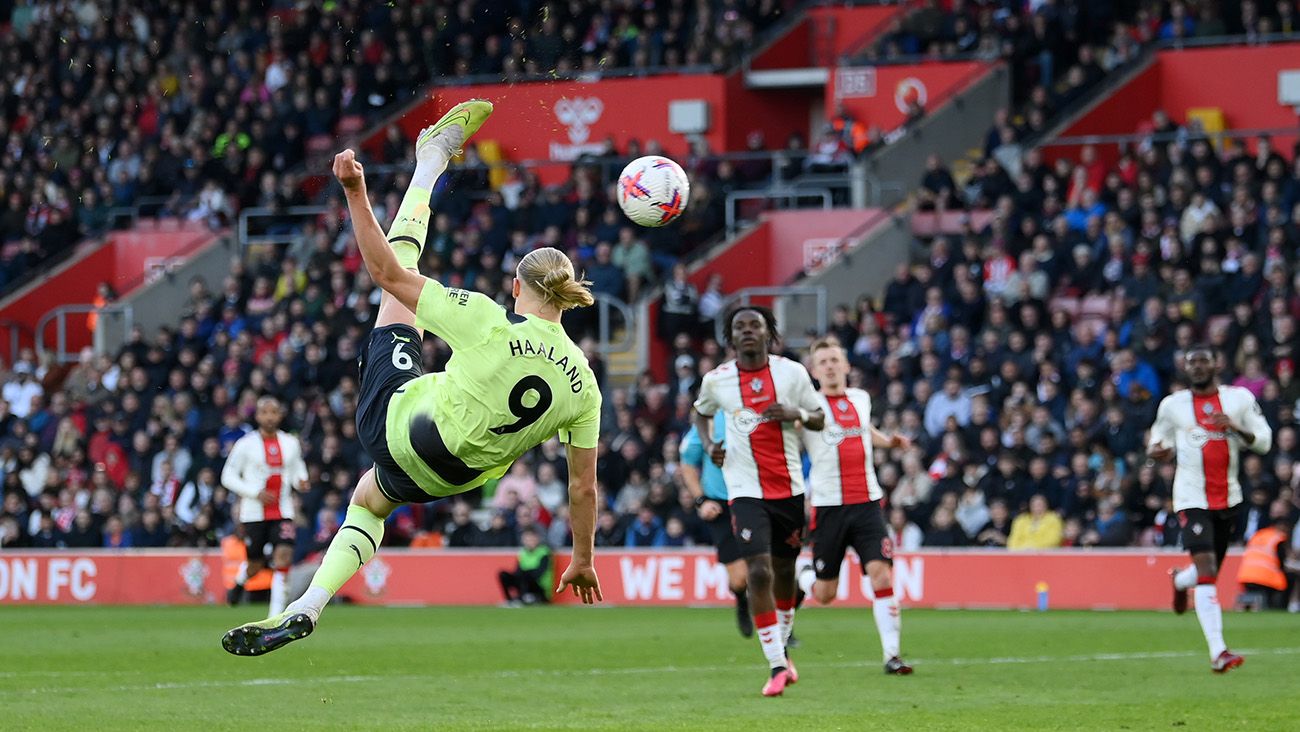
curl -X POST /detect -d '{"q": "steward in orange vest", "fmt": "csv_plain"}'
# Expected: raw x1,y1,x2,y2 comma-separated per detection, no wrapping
221,533,273,601
1237,521,1290,593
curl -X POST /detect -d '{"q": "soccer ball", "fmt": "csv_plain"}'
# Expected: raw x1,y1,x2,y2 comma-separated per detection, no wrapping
617,156,690,227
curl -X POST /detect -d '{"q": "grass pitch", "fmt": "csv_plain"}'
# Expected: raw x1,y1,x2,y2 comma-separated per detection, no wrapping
2,605,1295,730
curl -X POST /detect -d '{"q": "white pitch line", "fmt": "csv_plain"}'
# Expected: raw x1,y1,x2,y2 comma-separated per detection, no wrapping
4,648,1299,696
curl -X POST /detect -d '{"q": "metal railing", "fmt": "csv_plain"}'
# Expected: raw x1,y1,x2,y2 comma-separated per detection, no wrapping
0,319,28,363
1040,125,1300,151
592,293,634,356
725,188,833,236
713,286,828,349
238,205,327,247
105,195,193,231
36,304,134,364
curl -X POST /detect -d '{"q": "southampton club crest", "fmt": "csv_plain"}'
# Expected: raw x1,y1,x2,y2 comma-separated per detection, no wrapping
179,557,209,599
750,378,765,394
363,556,391,596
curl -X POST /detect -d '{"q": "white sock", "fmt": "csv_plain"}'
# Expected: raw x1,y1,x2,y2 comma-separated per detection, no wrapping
286,586,331,625
269,570,288,616
756,612,787,669
1193,583,1226,659
1173,565,1197,591
777,605,795,646
234,562,248,586
797,567,816,597
412,157,446,190
873,587,901,661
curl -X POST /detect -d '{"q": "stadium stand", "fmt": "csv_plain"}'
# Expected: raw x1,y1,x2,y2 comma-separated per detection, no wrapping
3,0,1300,563
0,0,785,296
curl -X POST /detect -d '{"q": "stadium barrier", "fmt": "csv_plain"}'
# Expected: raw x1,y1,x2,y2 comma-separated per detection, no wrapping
0,549,1242,609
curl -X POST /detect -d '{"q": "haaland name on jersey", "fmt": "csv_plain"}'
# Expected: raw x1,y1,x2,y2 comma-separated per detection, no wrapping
508,337,585,393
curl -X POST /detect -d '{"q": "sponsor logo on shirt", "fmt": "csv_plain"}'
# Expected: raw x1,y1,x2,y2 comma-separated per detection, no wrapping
1187,426,1230,448
732,408,770,435
820,423,867,447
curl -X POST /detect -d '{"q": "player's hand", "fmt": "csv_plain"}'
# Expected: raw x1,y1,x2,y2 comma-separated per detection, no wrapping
707,443,726,467
257,490,277,506
762,403,801,423
889,434,912,451
296,479,310,492
332,149,366,192
697,500,722,521
1147,445,1174,462
556,561,603,605
1205,412,1237,432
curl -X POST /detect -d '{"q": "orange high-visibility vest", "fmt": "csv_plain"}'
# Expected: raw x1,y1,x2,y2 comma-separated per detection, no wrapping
221,534,273,591
1237,526,1288,590
830,117,871,155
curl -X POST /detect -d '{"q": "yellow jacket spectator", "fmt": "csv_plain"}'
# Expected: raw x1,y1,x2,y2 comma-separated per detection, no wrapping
1008,495,1064,550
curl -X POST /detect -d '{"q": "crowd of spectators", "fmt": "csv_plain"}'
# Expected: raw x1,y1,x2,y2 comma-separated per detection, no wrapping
881,106,1300,549
0,0,790,295
6,1,1300,560
6,107,1300,557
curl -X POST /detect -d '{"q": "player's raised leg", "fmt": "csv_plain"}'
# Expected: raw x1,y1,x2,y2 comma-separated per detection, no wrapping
376,100,493,333
1169,563,1196,614
727,560,752,638
222,469,398,656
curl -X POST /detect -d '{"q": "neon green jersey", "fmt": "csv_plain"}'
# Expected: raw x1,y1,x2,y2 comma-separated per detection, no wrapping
384,279,602,497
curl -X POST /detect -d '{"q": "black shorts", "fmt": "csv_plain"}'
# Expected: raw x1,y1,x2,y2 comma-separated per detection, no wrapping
704,500,743,565
730,496,805,560
810,501,892,580
244,519,294,561
356,324,434,504
1179,506,1239,565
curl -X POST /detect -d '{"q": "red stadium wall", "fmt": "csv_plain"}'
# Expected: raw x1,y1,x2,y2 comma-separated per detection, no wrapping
750,6,903,70
826,60,988,131
0,549,1243,610
1049,42,1300,165
723,74,819,151
365,75,821,184
0,223,218,353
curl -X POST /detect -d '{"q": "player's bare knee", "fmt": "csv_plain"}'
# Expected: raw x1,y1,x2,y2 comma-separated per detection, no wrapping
746,558,774,591
866,561,892,591
813,581,837,605
1192,553,1218,578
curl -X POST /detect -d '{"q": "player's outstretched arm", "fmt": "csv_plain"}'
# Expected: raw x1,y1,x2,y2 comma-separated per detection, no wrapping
556,444,602,604
870,425,911,450
333,150,426,314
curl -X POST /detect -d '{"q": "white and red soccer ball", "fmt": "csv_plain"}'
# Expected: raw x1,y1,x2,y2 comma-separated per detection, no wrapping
617,155,690,227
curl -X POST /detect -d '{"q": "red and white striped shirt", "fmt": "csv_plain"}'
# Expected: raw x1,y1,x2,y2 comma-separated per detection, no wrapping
693,355,822,501
1147,386,1272,512
801,389,884,506
221,430,309,523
